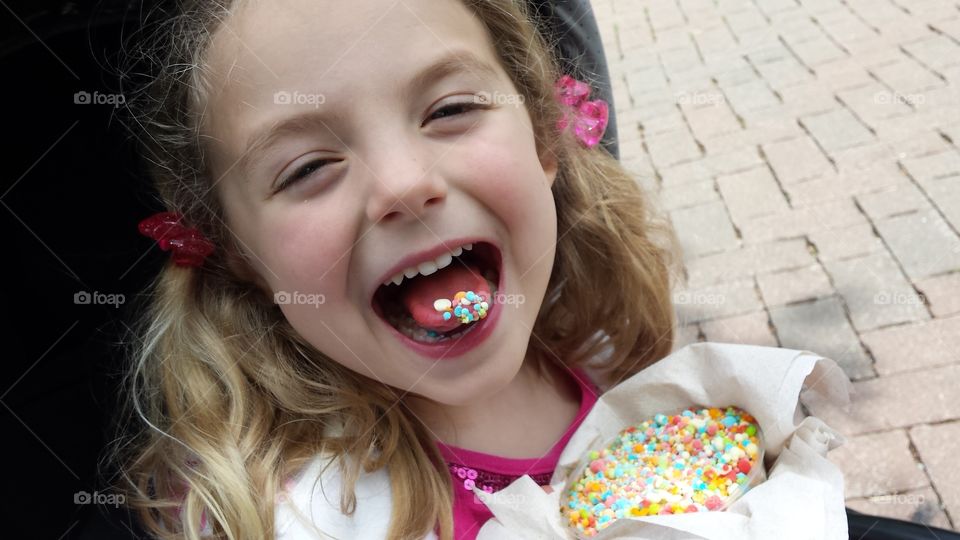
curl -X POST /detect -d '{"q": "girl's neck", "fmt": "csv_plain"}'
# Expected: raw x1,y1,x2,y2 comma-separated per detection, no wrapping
406,357,582,459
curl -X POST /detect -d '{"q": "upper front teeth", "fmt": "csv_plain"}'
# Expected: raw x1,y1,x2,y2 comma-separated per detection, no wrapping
385,243,473,286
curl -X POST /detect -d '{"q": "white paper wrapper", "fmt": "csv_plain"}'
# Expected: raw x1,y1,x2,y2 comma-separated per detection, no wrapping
474,342,853,540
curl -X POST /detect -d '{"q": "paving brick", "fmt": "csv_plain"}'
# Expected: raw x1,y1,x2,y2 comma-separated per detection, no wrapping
711,57,757,87
823,251,930,332
684,238,815,287
874,209,960,280
837,83,914,127
801,108,875,153
752,0,797,16
692,26,739,60
670,200,740,258
872,107,960,143
840,131,951,169
701,146,766,176
862,315,960,376
857,182,931,221
845,487,953,531
901,149,960,183
658,179,719,211
645,128,703,168
754,57,814,91
659,159,715,188
783,166,908,208
827,429,929,499
762,135,833,184
739,198,868,243
814,57,875,92
910,421,960,524
716,166,791,225
720,79,781,114
772,13,822,43
724,8,768,34
816,9,878,51
674,278,764,323
768,296,874,380
737,27,786,57
914,178,960,235
812,363,960,436
787,36,846,67
796,0,839,14
870,59,945,96
756,264,833,306
700,310,778,346
648,1,686,31
626,66,670,95
808,223,885,261
902,35,960,72
746,42,793,66
703,117,805,153
660,45,702,76
682,100,742,140
932,17,960,42
846,0,910,29
778,82,839,117
915,272,960,318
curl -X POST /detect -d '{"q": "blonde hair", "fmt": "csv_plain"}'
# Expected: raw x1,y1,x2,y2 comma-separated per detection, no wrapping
109,0,681,538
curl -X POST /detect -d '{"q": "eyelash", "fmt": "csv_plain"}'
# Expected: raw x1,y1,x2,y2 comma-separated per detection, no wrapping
275,100,487,192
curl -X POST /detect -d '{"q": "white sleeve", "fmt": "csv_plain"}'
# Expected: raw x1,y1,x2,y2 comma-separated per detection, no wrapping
275,452,439,540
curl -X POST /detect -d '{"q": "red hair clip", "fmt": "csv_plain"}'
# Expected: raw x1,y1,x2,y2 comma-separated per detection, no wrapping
138,212,214,267
555,75,609,149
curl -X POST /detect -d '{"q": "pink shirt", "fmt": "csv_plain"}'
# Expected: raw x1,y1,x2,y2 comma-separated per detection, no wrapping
433,367,601,539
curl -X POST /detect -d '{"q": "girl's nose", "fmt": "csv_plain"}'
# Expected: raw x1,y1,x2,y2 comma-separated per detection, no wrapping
365,146,447,224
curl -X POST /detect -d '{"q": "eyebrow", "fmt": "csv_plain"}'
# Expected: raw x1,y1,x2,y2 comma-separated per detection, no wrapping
237,50,501,175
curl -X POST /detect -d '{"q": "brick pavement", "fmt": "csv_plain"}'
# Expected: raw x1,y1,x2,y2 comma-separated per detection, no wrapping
592,0,960,530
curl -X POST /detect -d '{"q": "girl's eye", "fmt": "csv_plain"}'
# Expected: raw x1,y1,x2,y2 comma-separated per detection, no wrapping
424,100,486,125
276,159,337,192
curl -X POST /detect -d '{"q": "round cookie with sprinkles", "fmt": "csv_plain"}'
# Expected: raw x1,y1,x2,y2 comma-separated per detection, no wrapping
562,406,763,538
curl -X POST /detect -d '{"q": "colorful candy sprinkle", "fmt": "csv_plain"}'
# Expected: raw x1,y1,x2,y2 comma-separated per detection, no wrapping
562,406,762,537
433,290,488,324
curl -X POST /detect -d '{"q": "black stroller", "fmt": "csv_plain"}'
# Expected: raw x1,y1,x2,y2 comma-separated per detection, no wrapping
0,1,954,538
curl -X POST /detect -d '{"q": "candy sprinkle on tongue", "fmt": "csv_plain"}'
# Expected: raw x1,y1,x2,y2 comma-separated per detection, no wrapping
400,261,492,334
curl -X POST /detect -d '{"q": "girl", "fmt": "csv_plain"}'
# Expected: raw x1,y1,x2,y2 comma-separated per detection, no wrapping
110,0,681,538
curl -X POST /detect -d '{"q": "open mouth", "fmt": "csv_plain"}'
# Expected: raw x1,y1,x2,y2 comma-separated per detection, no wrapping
371,241,502,345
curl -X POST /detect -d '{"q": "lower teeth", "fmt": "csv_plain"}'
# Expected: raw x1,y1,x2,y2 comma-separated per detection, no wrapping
387,271,499,344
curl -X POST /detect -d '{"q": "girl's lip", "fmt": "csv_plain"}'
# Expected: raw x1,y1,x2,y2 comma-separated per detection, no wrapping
374,258,505,360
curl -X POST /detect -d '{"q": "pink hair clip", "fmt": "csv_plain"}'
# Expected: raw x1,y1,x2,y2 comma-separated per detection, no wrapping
554,75,609,149
138,212,215,267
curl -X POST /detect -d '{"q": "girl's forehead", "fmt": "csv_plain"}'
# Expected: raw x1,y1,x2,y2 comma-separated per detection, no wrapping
204,0,494,107
201,0,500,163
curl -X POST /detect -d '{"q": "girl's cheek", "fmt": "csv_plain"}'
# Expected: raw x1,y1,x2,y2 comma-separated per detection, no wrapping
261,205,354,298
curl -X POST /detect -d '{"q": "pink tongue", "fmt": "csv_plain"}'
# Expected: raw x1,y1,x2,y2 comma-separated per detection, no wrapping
400,261,491,333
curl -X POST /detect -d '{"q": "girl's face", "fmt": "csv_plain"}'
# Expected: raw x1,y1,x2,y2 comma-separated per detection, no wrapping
203,0,558,406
